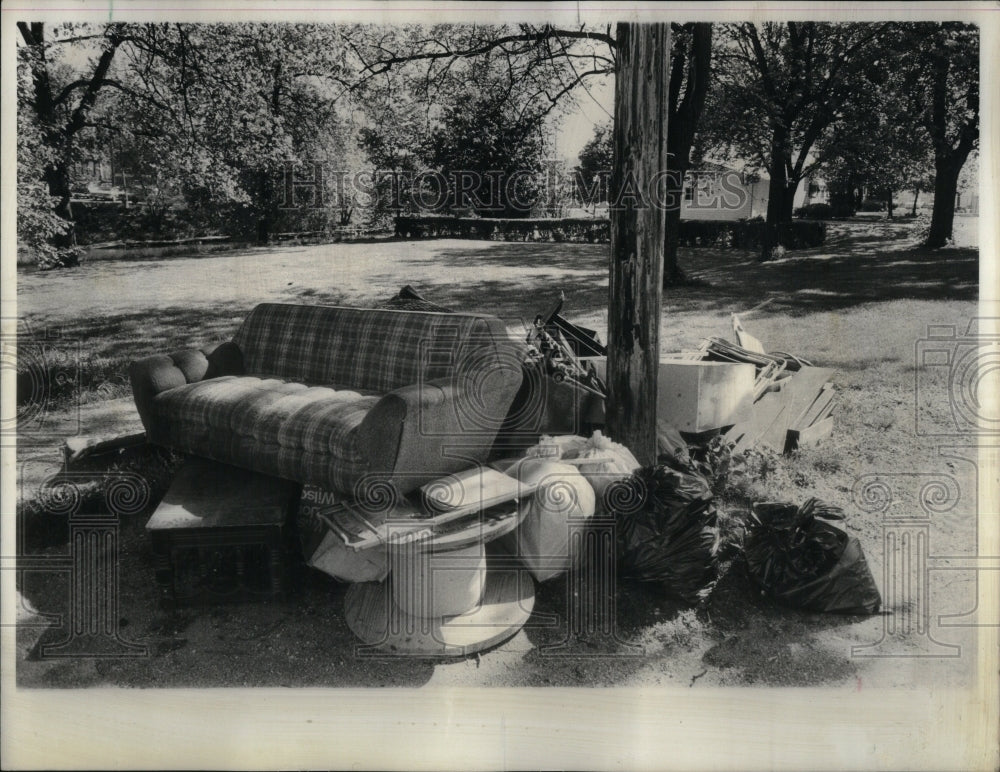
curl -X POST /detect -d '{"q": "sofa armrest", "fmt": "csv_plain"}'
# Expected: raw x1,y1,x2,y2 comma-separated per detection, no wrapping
357,365,523,493
129,341,244,431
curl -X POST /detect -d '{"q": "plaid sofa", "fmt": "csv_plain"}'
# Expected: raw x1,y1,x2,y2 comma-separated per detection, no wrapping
130,303,523,495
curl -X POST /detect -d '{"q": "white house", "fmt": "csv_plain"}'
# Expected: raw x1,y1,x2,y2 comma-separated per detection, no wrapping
680,163,754,220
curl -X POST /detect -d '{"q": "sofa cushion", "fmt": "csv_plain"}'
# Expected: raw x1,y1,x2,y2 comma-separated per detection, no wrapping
151,375,381,491
231,304,507,394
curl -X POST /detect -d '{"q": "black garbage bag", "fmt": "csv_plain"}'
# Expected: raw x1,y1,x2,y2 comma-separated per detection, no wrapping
744,498,881,614
612,465,720,605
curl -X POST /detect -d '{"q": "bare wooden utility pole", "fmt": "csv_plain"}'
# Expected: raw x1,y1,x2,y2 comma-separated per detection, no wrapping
606,22,671,466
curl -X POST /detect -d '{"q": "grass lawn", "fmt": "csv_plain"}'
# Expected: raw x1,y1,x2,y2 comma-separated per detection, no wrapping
15,216,986,689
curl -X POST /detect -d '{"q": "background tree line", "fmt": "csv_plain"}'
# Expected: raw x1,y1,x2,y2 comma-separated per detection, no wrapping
574,21,977,263
18,20,977,270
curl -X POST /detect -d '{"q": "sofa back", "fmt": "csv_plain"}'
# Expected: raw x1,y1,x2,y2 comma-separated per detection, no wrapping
232,303,516,394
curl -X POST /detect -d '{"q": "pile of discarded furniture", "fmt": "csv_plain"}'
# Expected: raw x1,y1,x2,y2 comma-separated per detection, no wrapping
121,292,855,657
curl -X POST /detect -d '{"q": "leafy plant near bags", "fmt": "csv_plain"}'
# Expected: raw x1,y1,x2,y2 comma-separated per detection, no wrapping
687,436,734,495
657,431,735,497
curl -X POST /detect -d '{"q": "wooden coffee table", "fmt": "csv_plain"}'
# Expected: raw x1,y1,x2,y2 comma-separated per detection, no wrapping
146,458,300,609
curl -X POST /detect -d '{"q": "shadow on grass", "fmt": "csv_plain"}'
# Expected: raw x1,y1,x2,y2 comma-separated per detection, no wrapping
429,221,976,319
23,219,976,407
697,560,866,686
18,515,438,688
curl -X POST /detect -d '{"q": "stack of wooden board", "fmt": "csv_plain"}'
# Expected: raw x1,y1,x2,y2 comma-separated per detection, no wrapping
724,366,836,453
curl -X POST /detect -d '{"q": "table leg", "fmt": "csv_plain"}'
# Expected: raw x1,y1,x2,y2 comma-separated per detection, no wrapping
151,535,177,610
269,541,286,600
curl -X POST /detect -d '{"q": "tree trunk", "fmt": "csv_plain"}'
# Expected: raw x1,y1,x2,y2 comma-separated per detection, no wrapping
912,188,919,216
45,161,76,246
926,160,960,248
760,142,790,260
256,66,283,244
886,189,894,219
256,170,273,244
663,204,685,285
923,30,977,249
663,23,712,288
607,22,671,466
20,21,122,258
780,179,798,222
765,154,788,226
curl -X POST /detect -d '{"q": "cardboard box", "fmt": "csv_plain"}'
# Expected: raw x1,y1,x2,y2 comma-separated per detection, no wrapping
657,359,754,433
570,355,753,434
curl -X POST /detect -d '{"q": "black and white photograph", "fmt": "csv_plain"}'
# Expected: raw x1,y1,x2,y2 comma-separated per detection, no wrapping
2,2,997,769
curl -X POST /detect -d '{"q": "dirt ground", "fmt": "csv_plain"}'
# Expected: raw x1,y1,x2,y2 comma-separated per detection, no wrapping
14,216,988,690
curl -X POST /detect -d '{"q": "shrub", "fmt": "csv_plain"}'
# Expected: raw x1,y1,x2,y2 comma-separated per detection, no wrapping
784,219,827,248
794,203,835,219
858,199,887,212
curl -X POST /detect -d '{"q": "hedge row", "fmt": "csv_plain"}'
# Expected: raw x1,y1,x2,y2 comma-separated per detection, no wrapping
70,200,352,245
395,215,826,249
677,218,826,249
395,215,609,243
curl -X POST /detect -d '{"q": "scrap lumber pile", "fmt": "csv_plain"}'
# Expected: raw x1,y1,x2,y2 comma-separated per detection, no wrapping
687,320,837,454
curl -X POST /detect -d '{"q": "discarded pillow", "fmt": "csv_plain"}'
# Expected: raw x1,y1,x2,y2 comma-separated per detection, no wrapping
510,459,596,582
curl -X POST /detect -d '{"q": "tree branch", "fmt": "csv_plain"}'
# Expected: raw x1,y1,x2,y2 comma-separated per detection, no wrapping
355,25,616,78
64,25,126,140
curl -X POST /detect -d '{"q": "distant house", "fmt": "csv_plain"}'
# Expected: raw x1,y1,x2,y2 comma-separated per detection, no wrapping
802,176,830,206
956,189,979,215
747,173,826,218
69,152,155,204
71,157,113,184
680,163,754,220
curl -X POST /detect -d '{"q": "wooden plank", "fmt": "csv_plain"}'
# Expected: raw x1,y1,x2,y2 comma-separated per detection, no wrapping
421,468,521,516
317,469,535,553
815,398,837,423
732,314,766,354
786,415,835,451
728,386,790,453
606,23,671,467
791,384,835,430
64,431,147,468
758,367,835,452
